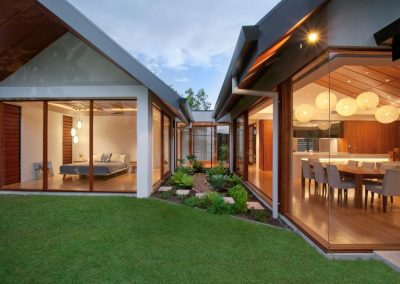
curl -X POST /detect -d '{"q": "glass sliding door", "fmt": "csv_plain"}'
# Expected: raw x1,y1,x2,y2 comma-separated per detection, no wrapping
152,106,162,184
47,101,90,191
1,102,43,190
193,126,213,167
216,125,230,168
235,115,245,176
93,100,137,192
163,115,171,175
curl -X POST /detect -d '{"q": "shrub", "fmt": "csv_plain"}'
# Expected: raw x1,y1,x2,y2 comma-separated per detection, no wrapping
208,174,230,192
171,171,193,189
180,174,194,189
192,160,204,173
186,154,197,164
228,185,248,213
207,196,234,215
176,166,195,175
183,196,202,207
183,192,233,215
207,164,227,179
249,209,269,222
228,175,242,186
160,190,174,199
177,158,186,166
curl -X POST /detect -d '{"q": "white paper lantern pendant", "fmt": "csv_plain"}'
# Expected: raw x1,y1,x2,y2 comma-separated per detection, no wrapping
336,98,358,116
315,91,337,110
356,92,379,110
295,104,314,123
375,105,399,124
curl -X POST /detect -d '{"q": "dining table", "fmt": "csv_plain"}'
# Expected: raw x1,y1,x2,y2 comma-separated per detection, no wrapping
327,165,385,209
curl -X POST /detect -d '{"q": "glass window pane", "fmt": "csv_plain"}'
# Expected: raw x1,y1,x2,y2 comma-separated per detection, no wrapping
152,106,162,184
93,100,137,192
163,115,171,174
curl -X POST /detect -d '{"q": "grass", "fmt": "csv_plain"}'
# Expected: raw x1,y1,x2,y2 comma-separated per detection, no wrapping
0,195,399,283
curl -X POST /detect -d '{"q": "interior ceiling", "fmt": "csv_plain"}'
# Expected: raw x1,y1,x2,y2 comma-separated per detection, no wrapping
50,101,137,111
315,65,400,107
0,0,67,81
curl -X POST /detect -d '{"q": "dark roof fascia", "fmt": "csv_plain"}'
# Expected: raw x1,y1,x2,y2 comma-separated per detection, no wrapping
374,17,400,61
179,98,193,124
212,25,260,118
36,0,190,122
213,0,327,119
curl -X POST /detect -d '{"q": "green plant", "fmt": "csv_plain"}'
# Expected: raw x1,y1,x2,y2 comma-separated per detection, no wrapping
171,171,193,189
228,175,242,186
183,196,202,207
160,190,174,200
186,154,197,164
180,174,194,189
177,158,186,166
208,174,230,192
249,209,270,222
176,166,195,175
218,143,229,163
192,160,204,173
207,164,227,179
207,196,234,215
228,185,248,213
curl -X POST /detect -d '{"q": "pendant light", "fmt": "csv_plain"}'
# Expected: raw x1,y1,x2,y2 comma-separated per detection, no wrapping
315,91,337,110
73,135,79,144
336,98,358,116
71,127,77,137
356,91,379,110
375,105,399,124
77,109,83,129
295,104,314,123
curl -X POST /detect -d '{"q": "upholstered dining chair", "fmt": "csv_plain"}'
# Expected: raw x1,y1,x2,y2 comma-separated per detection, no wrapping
313,162,327,196
361,162,375,169
302,160,315,192
365,169,400,212
347,160,359,167
327,165,356,204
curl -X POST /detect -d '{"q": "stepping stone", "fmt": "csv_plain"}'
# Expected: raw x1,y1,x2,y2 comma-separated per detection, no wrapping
176,189,190,196
247,201,264,210
223,197,235,204
158,186,172,192
196,192,206,198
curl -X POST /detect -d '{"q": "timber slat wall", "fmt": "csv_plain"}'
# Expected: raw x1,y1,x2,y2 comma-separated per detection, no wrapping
2,103,21,185
62,116,73,164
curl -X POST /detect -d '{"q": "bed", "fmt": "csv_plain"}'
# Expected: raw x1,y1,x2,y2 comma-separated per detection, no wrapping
60,161,128,178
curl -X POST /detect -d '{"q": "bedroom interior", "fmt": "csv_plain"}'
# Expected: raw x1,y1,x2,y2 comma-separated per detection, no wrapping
0,100,137,192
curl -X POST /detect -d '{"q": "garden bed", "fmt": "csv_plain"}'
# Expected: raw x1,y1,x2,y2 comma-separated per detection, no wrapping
153,163,287,228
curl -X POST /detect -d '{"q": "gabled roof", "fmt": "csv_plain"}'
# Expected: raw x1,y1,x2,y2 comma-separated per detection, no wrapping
0,0,191,123
212,0,327,119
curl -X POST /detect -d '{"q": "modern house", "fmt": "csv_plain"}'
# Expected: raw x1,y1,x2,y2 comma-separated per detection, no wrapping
0,0,192,198
212,0,400,252
1,0,400,254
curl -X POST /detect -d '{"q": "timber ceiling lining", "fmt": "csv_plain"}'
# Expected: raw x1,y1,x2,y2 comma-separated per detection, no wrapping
0,0,67,81
315,65,400,107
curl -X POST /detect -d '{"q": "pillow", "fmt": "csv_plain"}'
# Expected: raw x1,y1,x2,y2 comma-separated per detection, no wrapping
110,153,120,163
119,154,126,164
101,153,112,163
93,153,102,162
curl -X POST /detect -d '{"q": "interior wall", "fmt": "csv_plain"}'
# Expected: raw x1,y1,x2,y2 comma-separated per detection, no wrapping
20,105,43,182
338,121,400,154
48,111,63,176
73,115,137,163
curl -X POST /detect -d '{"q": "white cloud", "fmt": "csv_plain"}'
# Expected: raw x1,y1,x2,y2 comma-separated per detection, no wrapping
67,0,280,71
174,77,189,83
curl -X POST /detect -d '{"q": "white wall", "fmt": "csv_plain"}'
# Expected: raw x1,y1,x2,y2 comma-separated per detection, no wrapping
48,111,63,175
70,115,137,163
20,104,43,182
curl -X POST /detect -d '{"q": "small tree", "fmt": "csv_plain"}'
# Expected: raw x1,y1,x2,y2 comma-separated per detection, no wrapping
185,88,212,110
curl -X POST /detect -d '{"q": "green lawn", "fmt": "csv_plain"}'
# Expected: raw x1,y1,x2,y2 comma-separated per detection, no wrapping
0,196,398,283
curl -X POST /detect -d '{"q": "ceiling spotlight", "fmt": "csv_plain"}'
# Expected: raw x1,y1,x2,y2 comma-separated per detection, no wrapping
347,80,351,83
307,32,319,43
385,79,390,82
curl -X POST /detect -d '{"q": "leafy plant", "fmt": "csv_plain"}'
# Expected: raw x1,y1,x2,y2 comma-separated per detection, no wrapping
160,190,174,199
171,171,193,189
218,143,229,163
186,154,197,164
249,209,269,223
176,166,195,175
207,164,227,179
177,158,186,166
192,160,204,173
228,175,242,186
208,174,230,192
207,196,234,215
180,174,194,189
228,185,248,213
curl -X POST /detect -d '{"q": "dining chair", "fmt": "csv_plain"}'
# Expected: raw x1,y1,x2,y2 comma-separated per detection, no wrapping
302,160,315,192
327,165,356,204
347,160,359,167
361,162,375,169
313,162,327,196
365,169,400,212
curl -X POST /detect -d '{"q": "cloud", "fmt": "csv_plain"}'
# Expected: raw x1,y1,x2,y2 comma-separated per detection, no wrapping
67,0,280,71
174,77,189,83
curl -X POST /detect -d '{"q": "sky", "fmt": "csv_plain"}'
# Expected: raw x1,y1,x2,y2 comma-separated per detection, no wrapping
67,0,280,107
